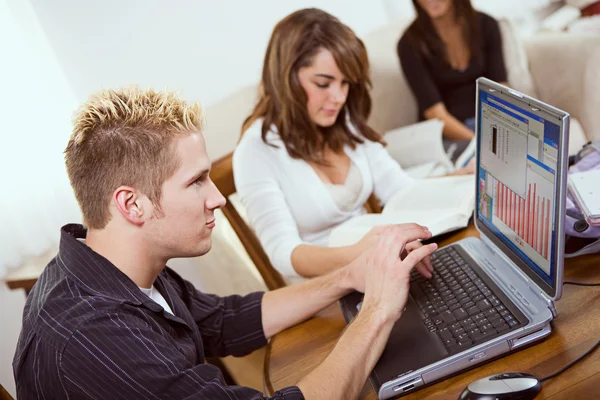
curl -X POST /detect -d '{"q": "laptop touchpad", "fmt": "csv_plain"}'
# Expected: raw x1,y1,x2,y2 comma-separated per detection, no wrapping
371,295,447,385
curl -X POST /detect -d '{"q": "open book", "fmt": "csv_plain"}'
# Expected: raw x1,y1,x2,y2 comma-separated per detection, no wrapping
328,175,476,247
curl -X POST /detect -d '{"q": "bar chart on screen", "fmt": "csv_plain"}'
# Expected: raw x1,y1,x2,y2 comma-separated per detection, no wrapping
493,172,554,263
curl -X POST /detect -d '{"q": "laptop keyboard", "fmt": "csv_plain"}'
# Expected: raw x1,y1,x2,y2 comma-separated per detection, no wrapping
410,245,527,354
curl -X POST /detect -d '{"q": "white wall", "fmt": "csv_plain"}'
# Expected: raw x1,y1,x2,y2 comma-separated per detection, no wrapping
30,0,390,108
1,0,79,394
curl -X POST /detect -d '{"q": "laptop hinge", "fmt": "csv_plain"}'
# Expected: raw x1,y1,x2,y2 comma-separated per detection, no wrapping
545,296,557,318
481,235,499,254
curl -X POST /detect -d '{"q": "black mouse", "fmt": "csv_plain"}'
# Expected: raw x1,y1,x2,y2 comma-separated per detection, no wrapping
459,372,541,400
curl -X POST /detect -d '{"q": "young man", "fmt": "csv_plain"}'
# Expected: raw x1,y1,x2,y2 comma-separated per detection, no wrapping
13,87,436,399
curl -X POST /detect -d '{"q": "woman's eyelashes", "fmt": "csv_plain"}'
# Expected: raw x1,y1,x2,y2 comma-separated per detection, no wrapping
314,80,350,89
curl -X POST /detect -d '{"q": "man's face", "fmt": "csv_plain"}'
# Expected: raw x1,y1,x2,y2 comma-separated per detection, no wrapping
143,132,226,259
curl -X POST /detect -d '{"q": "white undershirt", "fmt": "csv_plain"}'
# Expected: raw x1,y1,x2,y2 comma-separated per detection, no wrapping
139,286,174,315
324,162,363,212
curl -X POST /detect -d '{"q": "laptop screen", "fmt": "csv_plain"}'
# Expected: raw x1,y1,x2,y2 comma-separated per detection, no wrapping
475,79,568,298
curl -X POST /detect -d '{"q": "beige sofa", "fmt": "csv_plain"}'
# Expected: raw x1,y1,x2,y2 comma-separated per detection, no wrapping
204,19,600,163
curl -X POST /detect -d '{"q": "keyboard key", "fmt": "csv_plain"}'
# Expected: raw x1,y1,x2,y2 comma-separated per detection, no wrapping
456,293,469,301
462,300,475,309
453,327,466,337
467,306,480,316
472,294,485,303
471,330,497,343
476,299,492,311
453,307,468,320
480,323,494,332
467,328,481,337
438,328,453,340
440,310,457,324
484,308,499,318
462,321,476,331
446,298,458,307
473,313,486,322
504,315,515,323
457,333,470,342
444,338,457,347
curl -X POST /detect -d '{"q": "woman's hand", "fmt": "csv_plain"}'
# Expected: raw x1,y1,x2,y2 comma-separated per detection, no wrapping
453,157,476,175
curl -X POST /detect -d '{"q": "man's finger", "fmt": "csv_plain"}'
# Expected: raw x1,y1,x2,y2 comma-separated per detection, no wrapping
416,262,432,279
384,225,432,257
423,254,434,273
401,243,438,270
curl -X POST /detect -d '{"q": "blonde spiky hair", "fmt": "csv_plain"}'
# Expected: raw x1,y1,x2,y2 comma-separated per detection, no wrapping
65,86,204,229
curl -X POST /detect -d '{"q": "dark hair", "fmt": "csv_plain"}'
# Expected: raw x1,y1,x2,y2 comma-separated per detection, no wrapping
404,0,480,64
241,8,383,164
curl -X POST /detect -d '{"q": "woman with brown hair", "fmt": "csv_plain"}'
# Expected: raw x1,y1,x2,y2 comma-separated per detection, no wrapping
233,8,465,284
398,0,508,161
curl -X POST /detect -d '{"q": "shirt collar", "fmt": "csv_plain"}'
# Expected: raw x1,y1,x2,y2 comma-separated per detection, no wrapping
57,224,151,307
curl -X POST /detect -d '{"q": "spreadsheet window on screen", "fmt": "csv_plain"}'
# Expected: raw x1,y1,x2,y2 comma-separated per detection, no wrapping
477,90,561,286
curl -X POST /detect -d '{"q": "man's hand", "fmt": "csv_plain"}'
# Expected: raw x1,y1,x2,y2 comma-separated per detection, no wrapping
344,224,437,321
295,225,437,399
354,224,433,279
403,239,433,279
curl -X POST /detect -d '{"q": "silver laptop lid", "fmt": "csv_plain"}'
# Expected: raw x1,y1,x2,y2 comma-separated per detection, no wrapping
474,78,569,301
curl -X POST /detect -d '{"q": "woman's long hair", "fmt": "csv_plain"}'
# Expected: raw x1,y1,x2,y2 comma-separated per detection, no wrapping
241,8,382,163
404,0,480,64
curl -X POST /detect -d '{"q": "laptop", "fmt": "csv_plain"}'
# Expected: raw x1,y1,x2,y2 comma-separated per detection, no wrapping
339,78,570,399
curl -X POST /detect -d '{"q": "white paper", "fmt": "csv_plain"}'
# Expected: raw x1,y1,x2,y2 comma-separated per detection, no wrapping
328,175,475,247
569,169,600,216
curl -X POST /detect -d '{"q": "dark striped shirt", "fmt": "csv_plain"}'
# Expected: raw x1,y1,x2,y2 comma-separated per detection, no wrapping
13,224,303,399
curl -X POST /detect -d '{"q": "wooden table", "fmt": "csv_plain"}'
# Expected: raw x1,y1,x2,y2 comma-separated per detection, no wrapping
264,225,600,399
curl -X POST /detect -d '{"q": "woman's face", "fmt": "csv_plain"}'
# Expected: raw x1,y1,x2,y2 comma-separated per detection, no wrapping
416,0,454,19
297,48,349,128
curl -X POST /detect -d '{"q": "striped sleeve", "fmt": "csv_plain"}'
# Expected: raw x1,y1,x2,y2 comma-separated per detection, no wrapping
61,311,303,399
182,279,268,357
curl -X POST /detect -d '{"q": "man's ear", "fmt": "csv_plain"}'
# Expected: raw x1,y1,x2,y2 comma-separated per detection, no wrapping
113,186,146,226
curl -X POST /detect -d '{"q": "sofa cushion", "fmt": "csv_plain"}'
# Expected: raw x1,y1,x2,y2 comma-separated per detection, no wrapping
497,18,538,97
204,84,258,160
362,20,416,135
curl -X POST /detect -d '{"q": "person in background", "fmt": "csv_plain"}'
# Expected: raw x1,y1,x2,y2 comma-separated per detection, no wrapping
234,8,472,284
13,86,437,399
398,0,508,161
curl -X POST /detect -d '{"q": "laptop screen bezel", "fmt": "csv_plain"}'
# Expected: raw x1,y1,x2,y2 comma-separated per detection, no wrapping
474,78,569,301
